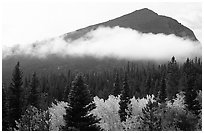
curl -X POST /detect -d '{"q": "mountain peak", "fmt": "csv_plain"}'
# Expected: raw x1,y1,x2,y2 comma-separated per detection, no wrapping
63,8,197,41
134,8,158,15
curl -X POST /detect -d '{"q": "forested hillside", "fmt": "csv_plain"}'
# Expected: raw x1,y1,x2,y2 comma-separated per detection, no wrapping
2,56,202,131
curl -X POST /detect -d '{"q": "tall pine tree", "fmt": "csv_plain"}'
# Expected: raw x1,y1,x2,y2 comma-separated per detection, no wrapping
2,84,10,130
113,73,121,96
29,72,39,108
145,74,152,95
63,84,70,102
8,61,23,129
183,58,201,116
63,74,101,131
158,76,167,103
140,99,161,131
166,56,179,99
118,73,131,122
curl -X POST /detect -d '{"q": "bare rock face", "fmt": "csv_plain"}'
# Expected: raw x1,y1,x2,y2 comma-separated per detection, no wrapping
63,8,197,41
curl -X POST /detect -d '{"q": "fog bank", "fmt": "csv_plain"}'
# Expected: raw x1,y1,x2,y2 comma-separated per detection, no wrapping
3,26,202,62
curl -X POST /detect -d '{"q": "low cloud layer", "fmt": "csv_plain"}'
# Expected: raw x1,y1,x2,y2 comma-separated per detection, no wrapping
3,26,202,62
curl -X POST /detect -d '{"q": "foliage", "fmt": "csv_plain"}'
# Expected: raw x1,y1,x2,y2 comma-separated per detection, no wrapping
13,91,201,131
16,105,49,131
92,94,155,131
29,72,39,108
183,58,201,116
49,101,68,130
63,75,101,131
166,56,179,99
164,91,201,131
2,57,202,131
8,61,24,129
113,73,121,96
140,99,162,131
2,84,10,130
119,74,131,122
92,95,121,130
158,76,167,103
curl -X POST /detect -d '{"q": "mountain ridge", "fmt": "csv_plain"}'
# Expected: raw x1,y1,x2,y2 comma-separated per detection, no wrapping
63,8,198,41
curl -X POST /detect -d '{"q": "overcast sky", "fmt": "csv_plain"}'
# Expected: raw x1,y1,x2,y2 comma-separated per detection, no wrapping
2,0,202,47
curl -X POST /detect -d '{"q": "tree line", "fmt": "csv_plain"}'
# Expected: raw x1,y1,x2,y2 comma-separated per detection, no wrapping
2,56,202,130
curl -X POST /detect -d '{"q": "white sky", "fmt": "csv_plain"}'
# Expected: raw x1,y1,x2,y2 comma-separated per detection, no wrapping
1,0,202,47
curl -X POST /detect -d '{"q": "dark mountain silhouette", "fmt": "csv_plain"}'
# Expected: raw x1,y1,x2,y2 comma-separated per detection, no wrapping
63,8,197,41
2,8,199,85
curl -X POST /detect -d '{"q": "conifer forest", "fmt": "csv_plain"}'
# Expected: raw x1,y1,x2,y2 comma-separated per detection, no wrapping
2,56,202,131
2,2,202,131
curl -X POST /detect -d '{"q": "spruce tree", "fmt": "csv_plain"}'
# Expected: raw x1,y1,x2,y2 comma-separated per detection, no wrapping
2,84,10,130
63,75,101,131
140,99,161,131
166,56,179,99
145,74,152,95
113,73,121,96
29,72,39,108
21,78,31,114
158,76,167,103
63,84,70,102
8,61,23,129
183,59,201,116
24,77,29,88
118,74,131,122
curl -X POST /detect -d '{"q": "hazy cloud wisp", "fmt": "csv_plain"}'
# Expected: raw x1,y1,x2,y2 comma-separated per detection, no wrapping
3,26,202,62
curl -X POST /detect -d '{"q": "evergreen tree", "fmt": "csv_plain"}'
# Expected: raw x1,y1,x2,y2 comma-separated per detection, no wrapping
183,59,201,116
22,80,31,114
113,73,121,96
2,84,10,130
118,74,131,122
24,77,29,88
166,56,179,99
8,61,23,129
63,75,101,131
140,99,161,131
41,77,49,93
29,72,39,108
145,74,152,95
63,84,70,102
158,76,167,103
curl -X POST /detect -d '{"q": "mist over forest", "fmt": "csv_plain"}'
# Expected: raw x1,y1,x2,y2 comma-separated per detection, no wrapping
2,7,202,131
